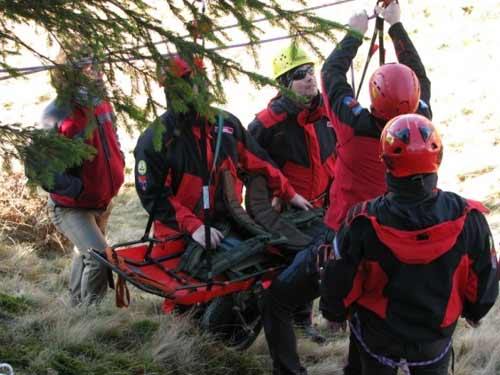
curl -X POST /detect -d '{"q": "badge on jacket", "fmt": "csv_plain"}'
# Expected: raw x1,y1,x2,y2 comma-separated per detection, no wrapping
137,175,148,191
137,160,148,191
137,160,147,175
215,126,234,135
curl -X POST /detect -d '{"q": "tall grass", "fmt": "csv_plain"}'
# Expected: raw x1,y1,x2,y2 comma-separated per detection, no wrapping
1,176,499,374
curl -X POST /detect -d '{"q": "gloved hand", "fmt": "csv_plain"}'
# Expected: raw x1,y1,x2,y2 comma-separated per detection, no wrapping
326,319,347,334
192,225,224,249
290,193,313,211
381,1,401,26
348,10,369,35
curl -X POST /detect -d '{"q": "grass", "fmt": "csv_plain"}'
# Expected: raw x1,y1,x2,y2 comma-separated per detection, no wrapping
1,174,500,374
3,216,500,375
0,233,270,375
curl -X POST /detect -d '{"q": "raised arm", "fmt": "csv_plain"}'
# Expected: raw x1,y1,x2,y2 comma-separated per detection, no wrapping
383,1,432,116
321,11,368,117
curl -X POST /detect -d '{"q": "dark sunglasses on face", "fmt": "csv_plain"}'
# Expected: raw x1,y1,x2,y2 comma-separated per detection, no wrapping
290,65,314,81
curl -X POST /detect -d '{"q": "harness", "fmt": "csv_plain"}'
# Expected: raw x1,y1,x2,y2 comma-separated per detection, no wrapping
349,314,454,374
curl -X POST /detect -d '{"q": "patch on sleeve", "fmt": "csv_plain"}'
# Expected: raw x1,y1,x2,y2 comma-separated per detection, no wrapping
137,160,147,175
137,175,148,191
342,96,363,116
214,125,234,135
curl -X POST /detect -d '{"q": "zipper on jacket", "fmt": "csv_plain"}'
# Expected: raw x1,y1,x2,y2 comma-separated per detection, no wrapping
96,117,115,197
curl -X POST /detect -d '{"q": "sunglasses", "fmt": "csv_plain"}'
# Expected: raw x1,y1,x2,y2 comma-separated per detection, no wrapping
290,65,314,81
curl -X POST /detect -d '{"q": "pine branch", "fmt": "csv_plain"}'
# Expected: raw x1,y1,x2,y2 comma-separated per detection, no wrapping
0,0,348,186
0,123,96,188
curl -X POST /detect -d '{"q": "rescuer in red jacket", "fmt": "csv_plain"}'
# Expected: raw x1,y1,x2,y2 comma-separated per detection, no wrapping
249,43,336,210
41,49,125,306
320,114,499,375
249,43,337,344
134,55,310,253
322,1,432,233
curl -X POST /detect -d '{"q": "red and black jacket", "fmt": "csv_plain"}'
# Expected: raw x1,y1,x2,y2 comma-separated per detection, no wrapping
248,94,336,207
321,22,432,231
320,190,499,343
41,99,125,209
134,108,297,240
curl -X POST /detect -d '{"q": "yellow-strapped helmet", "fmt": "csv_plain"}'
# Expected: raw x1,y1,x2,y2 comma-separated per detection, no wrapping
272,43,315,80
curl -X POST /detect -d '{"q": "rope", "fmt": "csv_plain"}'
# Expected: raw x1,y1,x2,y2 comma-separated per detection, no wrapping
355,0,390,98
0,29,339,82
349,314,452,374
212,0,356,33
0,0,357,79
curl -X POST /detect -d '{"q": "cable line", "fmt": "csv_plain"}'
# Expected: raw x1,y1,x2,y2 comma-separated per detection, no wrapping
0,0,356,80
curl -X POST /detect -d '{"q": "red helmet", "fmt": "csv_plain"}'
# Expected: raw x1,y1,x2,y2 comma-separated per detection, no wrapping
380,114,443,177
369,63,420,121
158,55,205,83
169,55,192,78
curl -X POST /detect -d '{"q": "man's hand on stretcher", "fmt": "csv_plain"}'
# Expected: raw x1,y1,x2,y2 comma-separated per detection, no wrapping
192,225,225,249
290,193,313,211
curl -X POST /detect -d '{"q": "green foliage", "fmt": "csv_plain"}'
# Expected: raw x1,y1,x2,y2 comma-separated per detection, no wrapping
49,352,89,375
20,126,97,189
0,332,39,368
0,292,33,315
151,117,167,152
129,319,161,341
0,0,344,187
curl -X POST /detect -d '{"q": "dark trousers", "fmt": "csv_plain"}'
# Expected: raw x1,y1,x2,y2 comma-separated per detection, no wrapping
293,301,313,326
353,319,451,375
344,332,362,375
262,244,321,375
292,221,329,328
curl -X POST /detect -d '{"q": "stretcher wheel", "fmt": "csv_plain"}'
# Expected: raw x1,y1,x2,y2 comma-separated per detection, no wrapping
201,291,262,350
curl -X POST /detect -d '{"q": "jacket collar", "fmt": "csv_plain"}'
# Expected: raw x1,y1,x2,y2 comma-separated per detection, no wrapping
272,92,324,126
